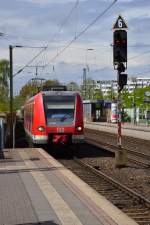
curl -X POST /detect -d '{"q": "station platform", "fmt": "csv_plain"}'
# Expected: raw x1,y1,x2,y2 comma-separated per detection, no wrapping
0,148,138,225
85,122,150,141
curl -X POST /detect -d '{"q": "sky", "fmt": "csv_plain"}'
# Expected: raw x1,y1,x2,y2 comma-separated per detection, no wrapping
0,0,150,94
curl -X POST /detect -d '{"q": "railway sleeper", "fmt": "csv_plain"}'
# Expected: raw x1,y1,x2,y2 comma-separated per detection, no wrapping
96,185,118,189
136,219,150,223
127,213,150,218
123,208,150,213
112,200,138,206
100,191,128,196
106,196,135,202
135,220,150,225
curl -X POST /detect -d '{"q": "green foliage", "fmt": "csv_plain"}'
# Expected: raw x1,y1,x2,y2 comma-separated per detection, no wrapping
43,79,60,87
81,78,95,100
67,81,80,91
104,89,116,101
93,89,103,100
122,86,150,109
0,59,9,86
13,95,25,111
19,82,38,99
0,59,10,112
18,79,61,110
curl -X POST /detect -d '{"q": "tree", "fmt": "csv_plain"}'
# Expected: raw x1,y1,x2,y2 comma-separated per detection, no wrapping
81,78,95,100
18,79,61,109
104,89,116,101
0,59,10,111
19,82,38,100
13,95,26,111
93,89,103,100
43,79,60,88
67,81,80,91
122,86,150,109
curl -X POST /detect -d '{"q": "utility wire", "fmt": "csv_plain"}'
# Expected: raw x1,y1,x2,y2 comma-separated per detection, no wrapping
50,0,79,44
13,47,46,77
14,0,80,77
129,49,150,60
43,0,117,69
133,68,150,77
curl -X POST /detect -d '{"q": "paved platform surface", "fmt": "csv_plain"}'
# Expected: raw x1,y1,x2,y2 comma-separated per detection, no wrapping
0,148,138,225
85,122,150,140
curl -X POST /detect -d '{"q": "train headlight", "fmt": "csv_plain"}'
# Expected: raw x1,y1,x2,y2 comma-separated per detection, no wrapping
38,126,45,132
76,126,82,132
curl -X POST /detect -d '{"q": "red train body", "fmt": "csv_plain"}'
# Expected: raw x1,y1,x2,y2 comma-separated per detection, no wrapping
24,90,84,145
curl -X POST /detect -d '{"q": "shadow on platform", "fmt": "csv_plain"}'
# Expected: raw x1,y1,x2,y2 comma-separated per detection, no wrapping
0,150,5,159
17,221,59,225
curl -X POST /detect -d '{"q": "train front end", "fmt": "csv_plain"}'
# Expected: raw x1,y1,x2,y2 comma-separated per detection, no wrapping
43,91,84,145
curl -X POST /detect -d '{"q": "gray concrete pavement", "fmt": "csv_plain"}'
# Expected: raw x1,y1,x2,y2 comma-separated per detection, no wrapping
85,122,150,141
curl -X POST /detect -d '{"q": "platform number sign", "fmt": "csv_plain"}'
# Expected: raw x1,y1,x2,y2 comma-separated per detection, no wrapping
113,15,128,30
118,18,123,28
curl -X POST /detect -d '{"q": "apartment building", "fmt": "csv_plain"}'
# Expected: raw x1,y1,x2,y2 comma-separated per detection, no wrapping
95,77,150,95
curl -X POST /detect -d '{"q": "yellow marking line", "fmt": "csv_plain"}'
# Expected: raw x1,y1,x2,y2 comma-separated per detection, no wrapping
18,150,83,225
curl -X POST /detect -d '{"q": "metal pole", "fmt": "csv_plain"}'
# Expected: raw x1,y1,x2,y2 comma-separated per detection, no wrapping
117,70,122,148
9,45,13,148
83,68,87,99
0,118,4,151
36,66,38,76
13,117,16,149
92,80,94,100
115,68,127,168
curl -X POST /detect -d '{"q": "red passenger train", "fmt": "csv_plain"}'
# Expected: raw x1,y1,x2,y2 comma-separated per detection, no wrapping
24,87,84,145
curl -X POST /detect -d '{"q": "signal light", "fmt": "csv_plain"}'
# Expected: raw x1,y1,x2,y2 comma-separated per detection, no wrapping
113,30,127,63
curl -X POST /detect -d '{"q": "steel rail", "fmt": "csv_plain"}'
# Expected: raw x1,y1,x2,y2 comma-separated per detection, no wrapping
86,137,150,168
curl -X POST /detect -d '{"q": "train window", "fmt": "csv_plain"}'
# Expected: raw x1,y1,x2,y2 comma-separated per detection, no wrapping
43,95,75,126
46,104,74,109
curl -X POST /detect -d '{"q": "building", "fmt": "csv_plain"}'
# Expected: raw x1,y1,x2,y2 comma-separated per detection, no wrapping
95,77,150,95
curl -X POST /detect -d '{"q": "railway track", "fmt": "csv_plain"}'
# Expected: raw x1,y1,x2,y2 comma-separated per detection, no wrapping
58,156,150,225
85,128,150,155
85,131,150,168
86,137,150,168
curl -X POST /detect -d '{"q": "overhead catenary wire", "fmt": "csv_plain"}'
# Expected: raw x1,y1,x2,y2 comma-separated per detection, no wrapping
51,0,79,43
129,49,150,60
14,0,80,77
132,68,150,77
14,0,117,77
43,0,117,69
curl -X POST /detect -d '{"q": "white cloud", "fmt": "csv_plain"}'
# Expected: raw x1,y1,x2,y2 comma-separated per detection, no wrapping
18,0,85,4
1,0,150,93
1,18,31,28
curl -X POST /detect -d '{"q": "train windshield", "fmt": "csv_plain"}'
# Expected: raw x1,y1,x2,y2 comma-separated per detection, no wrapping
43,95,75,126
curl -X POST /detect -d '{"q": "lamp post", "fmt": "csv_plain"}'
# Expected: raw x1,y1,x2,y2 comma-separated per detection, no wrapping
85,48,94,69
128,95,140,125
9,45,23,148
9,45,47,148
83,48,94,99
9,45,13,148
